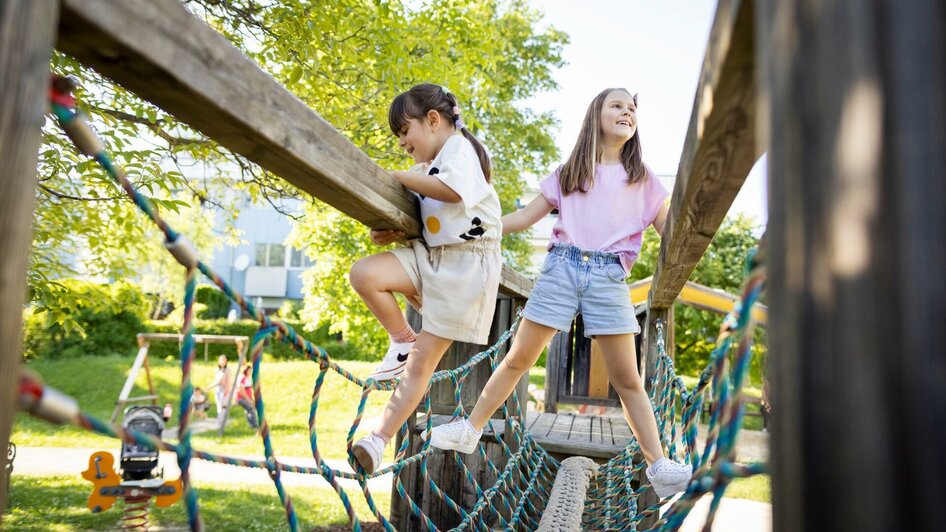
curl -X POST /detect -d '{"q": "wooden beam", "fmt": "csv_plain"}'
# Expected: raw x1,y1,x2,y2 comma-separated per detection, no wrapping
55,0,531,298
761,0,946,530
648,0,761,308
0,0,59,519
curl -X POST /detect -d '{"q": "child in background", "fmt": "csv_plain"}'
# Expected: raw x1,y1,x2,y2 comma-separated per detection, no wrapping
191,387,210,419
236,365,259,429
206,355,231,418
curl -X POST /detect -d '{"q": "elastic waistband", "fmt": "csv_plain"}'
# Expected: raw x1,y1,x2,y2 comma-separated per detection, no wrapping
429,237,501,254
549,242,621,266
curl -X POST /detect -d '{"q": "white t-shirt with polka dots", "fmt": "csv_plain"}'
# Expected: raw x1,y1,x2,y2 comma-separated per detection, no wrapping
412,135,502,247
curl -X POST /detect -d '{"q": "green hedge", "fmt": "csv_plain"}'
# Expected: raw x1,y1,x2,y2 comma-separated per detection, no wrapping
195,285,231,319
22,280,148,360
142,319,370,362
22,278,374,362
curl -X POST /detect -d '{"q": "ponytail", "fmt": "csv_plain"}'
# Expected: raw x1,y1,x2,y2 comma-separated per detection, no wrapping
388,83,492,182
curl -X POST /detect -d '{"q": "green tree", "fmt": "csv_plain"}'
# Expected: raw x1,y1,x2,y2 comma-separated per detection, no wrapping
33,53,223,332
260,1,566,352
32,1,565,354
632,215,767,383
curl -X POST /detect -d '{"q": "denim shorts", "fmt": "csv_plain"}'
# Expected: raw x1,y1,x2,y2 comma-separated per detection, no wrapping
522,243,640,338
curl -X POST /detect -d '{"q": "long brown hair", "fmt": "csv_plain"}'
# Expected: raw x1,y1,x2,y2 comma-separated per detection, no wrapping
388,83,492,182
558,88,646,194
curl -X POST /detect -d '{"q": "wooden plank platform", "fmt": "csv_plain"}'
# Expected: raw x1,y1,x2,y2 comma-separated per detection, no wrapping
418,412,634,461
529,412,632,460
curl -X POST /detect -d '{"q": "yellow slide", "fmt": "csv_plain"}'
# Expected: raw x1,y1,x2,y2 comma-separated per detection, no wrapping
628,276,767,326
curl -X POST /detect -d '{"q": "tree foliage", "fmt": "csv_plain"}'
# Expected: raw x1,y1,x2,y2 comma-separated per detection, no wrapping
632,215,767,383
32,1,566,354
255,1,567,352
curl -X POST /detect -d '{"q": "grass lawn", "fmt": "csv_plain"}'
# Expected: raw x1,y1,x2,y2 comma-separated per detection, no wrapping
725,474,771,503
14,356,397,461
10,355,768,530
4,475,389,531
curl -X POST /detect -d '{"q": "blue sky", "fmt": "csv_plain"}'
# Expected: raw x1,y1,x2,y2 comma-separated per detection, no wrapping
521,0,767,226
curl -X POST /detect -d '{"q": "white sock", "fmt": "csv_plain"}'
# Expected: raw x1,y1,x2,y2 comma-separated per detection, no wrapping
371,431,390,446
464,418,482,434
648,456,668,475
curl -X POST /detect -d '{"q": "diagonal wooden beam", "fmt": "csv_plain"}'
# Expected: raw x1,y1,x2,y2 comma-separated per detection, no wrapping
648,0,761,308
55,0,531,297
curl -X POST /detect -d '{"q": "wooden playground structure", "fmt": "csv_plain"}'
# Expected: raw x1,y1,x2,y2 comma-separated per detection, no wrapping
2,0,944,530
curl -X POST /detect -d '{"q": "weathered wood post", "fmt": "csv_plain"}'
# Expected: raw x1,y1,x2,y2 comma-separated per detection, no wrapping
0,0,60,519
760,0,946,529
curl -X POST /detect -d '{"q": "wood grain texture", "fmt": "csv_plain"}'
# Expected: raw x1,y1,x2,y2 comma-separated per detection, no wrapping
761,0,946,529
0,0,59,519
649,0,761,308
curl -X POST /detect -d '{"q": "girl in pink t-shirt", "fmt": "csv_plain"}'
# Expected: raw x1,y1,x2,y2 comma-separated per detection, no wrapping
429,88,692,498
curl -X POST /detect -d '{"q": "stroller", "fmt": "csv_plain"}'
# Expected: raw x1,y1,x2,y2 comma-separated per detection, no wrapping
119,406,165,481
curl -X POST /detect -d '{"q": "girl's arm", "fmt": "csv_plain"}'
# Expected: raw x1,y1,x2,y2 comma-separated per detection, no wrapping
652,202,670,236
391,170,462,203
502,195,554,235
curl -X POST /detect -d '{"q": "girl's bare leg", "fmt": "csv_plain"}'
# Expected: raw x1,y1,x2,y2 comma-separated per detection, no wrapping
467,319,558,430
349,252,418,335
595,333,664,466
374,331,453,439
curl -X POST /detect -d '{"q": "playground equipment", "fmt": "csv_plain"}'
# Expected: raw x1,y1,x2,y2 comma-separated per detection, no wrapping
111,333,248,436
82,406,183,530
9,3,764,530
4,0,943,530
545,277,768,416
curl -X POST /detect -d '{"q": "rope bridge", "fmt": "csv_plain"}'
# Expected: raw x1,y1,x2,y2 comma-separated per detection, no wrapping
18,76,766,531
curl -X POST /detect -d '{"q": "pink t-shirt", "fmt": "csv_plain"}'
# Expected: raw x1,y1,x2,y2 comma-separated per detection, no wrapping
539,164,670,273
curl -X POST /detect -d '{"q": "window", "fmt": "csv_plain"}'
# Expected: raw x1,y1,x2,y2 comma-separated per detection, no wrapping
254,243,286,267
289,248,314,269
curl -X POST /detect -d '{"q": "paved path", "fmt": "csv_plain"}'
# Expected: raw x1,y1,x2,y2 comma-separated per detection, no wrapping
675,496,772,532
12,446,393,492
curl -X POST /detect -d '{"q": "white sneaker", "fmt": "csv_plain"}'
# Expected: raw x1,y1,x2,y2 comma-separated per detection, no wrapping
352,434,385,475
427,418,482,454
368,340,414,381
646,457,692,498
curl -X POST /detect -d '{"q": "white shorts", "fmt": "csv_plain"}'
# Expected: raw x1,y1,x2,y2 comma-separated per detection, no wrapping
390,238,501,344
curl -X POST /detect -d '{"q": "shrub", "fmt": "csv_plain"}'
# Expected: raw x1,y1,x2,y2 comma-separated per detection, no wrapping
143,319,371,362
195,285,231,319
22,280,148,360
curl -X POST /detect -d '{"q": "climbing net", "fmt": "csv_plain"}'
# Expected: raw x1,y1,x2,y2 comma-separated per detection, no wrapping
582,252,767,530
20,76,766,531
20,76,558,532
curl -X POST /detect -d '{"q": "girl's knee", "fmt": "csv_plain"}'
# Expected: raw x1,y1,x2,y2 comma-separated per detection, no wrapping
610,372,645,393
349,258,373,291
500,351,533,374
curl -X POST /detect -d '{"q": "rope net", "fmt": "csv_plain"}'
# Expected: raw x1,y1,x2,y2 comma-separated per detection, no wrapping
19,77,767,531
